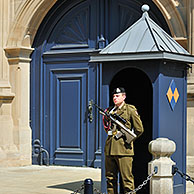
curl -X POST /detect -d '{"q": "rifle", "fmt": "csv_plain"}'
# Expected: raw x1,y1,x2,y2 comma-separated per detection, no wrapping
93,103,137,144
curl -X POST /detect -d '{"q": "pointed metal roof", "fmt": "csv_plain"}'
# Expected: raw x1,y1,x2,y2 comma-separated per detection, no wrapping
90,5,194,63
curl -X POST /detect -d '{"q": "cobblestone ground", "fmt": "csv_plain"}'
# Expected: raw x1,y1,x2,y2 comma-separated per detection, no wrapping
0,165,101,194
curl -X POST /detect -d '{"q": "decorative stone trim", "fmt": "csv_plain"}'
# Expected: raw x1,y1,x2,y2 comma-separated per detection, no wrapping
4,47,34,64
0,92,15,102
1,46,34,102
153,0,186,38
0,80,15,102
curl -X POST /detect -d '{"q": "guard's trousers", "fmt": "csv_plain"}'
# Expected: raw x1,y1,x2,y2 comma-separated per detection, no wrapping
105,155,135,194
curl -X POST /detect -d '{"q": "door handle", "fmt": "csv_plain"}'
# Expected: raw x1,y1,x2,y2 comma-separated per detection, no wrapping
88,100,93,123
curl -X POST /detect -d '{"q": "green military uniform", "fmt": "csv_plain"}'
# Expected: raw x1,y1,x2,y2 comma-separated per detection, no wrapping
104,102,144,194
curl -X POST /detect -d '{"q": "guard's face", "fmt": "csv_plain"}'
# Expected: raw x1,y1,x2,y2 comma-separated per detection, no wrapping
113,93,126,106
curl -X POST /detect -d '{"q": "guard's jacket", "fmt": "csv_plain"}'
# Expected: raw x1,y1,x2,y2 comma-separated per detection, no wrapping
104,102,144,156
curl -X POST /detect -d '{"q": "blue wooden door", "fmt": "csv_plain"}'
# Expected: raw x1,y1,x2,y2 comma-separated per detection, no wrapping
31,0,101,166
31,0,171,167
42,61,89,166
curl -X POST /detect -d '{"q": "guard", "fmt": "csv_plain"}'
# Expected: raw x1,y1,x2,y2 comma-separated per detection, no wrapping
103,87,144,194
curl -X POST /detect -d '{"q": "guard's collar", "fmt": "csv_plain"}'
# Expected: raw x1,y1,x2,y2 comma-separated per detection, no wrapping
111,101,125,112
117,101,125,109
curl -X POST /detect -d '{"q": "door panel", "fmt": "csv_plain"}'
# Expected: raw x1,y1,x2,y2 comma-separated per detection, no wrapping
60,80,81,148
43,61,88,166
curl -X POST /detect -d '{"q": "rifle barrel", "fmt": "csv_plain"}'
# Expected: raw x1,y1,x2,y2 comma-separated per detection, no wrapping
93,103,105,113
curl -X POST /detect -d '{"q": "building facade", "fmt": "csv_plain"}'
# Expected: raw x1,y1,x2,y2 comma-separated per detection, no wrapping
0,0,194,192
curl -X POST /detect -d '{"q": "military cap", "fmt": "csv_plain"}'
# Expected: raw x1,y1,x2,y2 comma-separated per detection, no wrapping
112,87,126,94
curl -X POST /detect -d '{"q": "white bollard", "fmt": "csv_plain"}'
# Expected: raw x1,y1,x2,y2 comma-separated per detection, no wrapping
148,138,176,194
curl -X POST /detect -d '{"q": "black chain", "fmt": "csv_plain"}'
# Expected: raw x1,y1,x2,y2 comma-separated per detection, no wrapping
72,168,157,194
126,167,157,194
72,166,194,193
94,188,106,194
72,184,84,194
172,166,194,184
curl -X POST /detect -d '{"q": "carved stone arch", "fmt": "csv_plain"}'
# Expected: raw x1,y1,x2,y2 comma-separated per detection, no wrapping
6,0,187,48
152,0,187,49
6,0,57,47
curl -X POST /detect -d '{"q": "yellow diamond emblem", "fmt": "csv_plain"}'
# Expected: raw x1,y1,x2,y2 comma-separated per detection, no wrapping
166,80,179,111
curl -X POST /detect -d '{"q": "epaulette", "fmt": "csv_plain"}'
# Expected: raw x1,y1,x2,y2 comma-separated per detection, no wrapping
128,104,136,110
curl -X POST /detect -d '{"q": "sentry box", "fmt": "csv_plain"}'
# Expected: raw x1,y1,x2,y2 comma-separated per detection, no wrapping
90,5,194,194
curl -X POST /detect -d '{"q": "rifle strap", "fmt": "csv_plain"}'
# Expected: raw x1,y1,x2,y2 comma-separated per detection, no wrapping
103,108,111,132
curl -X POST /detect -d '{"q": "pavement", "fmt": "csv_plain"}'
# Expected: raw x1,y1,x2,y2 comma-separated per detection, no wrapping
0,165,194,194
0,165,101,194
187,182,194,194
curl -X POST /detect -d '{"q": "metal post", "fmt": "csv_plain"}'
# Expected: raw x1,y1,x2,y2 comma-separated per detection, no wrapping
84,178,93,194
